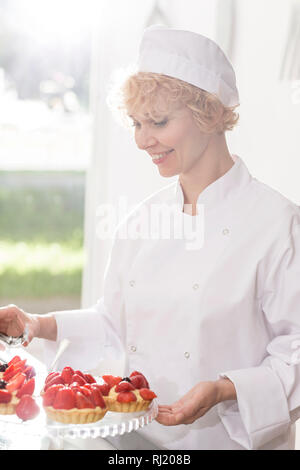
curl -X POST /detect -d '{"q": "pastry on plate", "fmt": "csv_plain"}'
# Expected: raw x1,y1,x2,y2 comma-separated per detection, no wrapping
0,355,36,415
42,367,108,424
102,371,157,412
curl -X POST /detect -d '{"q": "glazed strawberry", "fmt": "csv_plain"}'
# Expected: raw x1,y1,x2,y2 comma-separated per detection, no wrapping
6,372,26,393
84,373,96,384
130,371,150,388
71,374,86,386
61,367,74,385
12,359,27,372
115,381,135,392
16,395,40,421
117,391,137,403
8,356,21,366
75,391,95,409
139,388,157,400
73,370,86,380
90,387,106,408
3,364,21,382
23,366,36,380
45,372,59,384
98,383,110,396
53,387,76,410
0,390,12,403
16,377,35,398
42,384,64,406
130,374,148,389
44,374,65,391
102,375,122,388
77,386,91,397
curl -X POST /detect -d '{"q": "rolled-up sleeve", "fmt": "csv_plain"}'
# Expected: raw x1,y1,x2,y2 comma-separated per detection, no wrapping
217,217,300,449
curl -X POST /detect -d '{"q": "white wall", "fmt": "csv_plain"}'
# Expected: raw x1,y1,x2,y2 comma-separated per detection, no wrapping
228,0,300,203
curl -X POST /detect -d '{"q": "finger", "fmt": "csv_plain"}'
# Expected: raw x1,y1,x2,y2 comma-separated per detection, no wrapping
156,410,186,426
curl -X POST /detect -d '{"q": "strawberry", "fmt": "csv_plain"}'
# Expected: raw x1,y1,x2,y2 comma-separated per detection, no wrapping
8,355,21,366
75,391,95,409
130,374,148,389
6,373,26,393
98,383,110,396
0,389,12,403
117,391,137,403
53,388,76,410
78,386,91,397
12,359,27,372
42,384,64,406
44,374,65,391
45,372,59,384
102,375,122,388
84,373,96,384
139,388,157,400
115,381,135,392
23,366,36,379
3,366,22,382
130,371,150,388
3,364,20,381
71,374,86,386
73,370,86,380
16,395,40,421
16,377,35,398
90,386,106,408
61,367,74,385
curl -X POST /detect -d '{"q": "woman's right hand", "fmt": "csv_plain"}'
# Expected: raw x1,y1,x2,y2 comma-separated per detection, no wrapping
0,304,40,346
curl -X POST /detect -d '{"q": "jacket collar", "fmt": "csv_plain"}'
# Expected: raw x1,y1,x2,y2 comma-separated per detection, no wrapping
173,155,252,213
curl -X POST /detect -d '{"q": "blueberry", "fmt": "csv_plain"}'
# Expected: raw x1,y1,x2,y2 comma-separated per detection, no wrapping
122,377,132,383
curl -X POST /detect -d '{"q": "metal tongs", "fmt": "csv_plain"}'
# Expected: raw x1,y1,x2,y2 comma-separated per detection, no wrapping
0,327,29,348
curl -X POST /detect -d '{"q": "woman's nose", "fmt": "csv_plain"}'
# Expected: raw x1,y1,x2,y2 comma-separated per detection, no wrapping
135,128,157,150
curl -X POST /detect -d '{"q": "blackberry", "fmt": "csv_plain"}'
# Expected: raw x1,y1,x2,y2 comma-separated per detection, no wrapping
0,363,8,372
0,379,7,389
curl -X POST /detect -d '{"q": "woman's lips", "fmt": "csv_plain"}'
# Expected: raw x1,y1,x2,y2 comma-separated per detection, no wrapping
151,149,174,165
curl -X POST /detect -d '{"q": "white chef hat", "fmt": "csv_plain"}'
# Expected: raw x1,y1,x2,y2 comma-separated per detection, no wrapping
137,25,239,108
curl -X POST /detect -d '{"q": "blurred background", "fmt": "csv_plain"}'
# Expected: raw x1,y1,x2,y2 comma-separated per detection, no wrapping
0,0,299,446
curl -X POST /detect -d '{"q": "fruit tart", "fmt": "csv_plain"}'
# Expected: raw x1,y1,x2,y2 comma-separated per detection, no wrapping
42,367,108,424
0,355,36,415
102,371,157,413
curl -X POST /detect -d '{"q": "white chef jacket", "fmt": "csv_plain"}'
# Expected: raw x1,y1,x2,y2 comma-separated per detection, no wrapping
44,155,300,450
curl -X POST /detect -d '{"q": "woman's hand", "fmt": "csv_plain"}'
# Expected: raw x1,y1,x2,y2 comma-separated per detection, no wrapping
0,304,40,346
155,378,236,426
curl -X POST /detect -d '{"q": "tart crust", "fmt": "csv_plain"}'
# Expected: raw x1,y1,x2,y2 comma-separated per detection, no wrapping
104,386,153,412
44,405,108,424
0,393,20,415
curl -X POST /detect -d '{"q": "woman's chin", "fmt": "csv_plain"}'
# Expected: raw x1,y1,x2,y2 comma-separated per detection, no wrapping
157,166,178,178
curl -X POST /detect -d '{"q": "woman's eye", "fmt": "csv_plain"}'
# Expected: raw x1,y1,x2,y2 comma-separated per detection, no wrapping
154,119,168,127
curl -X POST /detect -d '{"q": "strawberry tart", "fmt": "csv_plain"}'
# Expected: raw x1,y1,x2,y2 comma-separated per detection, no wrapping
102,371,157,413
42,367,108,424
0,355,36,416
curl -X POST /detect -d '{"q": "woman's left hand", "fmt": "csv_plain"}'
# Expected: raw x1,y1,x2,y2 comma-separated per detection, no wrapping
155,378,236,426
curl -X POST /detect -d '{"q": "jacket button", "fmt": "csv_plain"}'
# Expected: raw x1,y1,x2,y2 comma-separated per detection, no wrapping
222,228,230,235
193,283,199,290
184,352,190,359
129,280,135,287
130,345,137,352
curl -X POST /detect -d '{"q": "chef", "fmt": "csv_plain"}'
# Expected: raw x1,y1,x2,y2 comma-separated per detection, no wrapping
1,25,300,450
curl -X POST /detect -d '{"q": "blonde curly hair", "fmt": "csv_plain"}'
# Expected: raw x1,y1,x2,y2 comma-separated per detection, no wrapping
107,70,239,134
